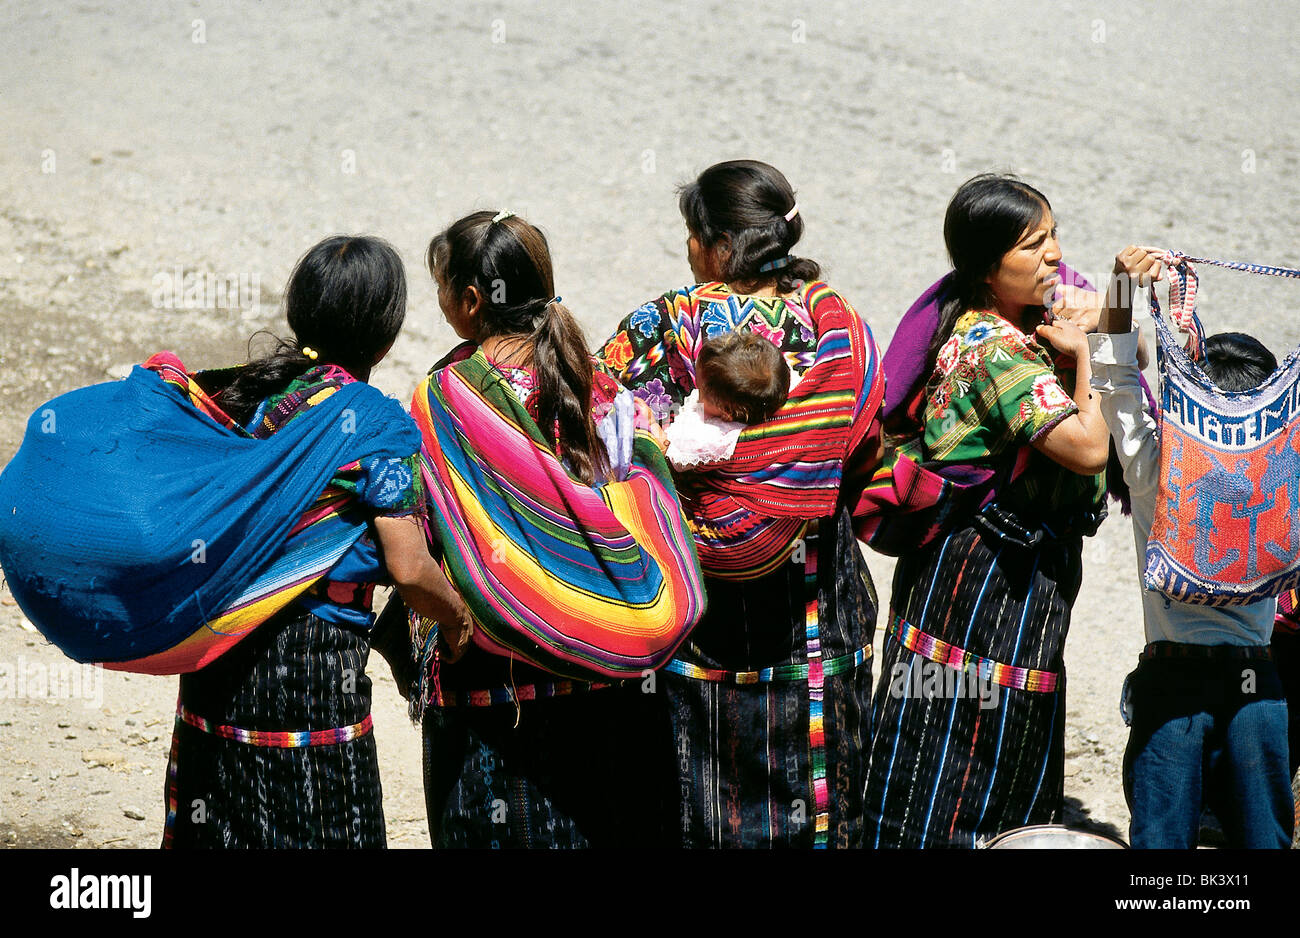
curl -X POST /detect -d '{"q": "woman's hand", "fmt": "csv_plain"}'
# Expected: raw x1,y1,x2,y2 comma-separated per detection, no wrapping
1100,245,1167,335
646,416,670,452
1050,286,1105,333
1032,319,1110,476
436,601,475,663
374,514,475,662
1112,244,1165,287
1035,317,1091,362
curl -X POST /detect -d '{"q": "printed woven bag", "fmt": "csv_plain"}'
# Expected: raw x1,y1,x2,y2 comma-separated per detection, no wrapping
1143,251,1300,606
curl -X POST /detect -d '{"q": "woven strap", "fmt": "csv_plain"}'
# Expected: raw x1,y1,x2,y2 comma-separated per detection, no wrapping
888,612,1058,693
1146,249,1300,359
177,704,373,748
433,679,612,708
661,644,872,684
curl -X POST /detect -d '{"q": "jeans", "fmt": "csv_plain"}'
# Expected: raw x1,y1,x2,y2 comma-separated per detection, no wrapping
1122,650,1293,849
1271,627,1300,779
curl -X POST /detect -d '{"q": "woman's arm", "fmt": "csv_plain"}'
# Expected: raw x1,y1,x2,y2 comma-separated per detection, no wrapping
1030,318,1111,475
373,513,474,661
1099,244,1165,339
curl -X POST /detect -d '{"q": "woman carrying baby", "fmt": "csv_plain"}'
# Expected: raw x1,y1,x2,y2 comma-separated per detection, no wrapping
664,331,792,470
599,160,886,847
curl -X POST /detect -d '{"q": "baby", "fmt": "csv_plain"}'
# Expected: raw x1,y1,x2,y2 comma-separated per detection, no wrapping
666,331,792,470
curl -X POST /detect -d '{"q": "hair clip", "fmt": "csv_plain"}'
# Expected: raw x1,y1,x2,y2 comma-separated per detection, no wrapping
302,346,319,360
758,256,792,273
551,295,562,304
492,210,515,224
783,203,800,222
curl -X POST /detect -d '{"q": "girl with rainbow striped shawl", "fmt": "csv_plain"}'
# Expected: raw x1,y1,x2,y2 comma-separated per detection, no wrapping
403,211,706,847
598,161,886,847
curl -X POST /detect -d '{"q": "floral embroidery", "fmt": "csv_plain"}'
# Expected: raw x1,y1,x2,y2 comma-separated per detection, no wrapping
750,320,786,347
936,336,961,375
1031,374,1072,413
629,302,661,338
603,330,635,372
701,303,734,339
362,457,415,510
634,378,675,422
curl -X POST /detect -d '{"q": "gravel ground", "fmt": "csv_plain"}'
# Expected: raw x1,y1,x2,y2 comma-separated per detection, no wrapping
1,0,1298,849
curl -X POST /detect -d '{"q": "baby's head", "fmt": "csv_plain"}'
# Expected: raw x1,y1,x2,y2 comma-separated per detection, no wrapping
1203,332,1276,391
695,331,790,424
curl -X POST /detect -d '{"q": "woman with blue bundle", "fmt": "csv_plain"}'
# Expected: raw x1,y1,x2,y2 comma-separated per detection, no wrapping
0,234,473,848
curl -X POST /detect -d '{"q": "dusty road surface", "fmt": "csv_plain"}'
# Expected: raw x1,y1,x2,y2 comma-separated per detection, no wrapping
2,0,1298,849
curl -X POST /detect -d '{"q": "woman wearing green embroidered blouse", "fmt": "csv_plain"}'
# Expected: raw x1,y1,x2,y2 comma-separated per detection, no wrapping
864,173,1110,848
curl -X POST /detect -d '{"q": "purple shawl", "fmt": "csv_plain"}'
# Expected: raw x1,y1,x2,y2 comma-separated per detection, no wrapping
881,263,1155,516
881,262,1094,420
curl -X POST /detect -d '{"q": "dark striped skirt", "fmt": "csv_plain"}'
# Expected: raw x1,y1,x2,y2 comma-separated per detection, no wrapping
164,609,385,849
864,518,1081,848
667,510,877,848
422,681,678,848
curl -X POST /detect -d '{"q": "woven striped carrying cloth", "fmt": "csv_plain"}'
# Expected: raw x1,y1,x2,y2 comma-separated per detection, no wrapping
1144,251,1300,606
0,352,420,673
603,281,884,579
411,349,706,680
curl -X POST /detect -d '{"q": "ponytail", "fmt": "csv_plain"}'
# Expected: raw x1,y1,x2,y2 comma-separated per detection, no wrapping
430,212,610,485
532,300,609,485
215,334,315,427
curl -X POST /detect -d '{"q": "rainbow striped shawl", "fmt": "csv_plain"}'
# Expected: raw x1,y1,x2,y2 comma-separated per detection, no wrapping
411,350,706,680
0,352,420,673
602,281,884,579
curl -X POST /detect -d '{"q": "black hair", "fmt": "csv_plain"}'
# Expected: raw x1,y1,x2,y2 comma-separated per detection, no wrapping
216,235,407,425
677,159,820,293
1203,332,1277,392
697,331,790,424
925,173,1052,377
427,211,610,486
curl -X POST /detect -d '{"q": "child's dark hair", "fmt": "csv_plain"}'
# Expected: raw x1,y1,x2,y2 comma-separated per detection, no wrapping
1203,332,1277,392
678,160,820,293
696,332,790,424
216,235,407,425
926,174,1051,378
427,211,609,486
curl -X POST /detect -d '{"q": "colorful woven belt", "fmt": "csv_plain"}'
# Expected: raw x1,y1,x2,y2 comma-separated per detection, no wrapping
888,612,1058,693
1140,641,1273,662
177,704,373,747
434,679,612,708
662,644,872,684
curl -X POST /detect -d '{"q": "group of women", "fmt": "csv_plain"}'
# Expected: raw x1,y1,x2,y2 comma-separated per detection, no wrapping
160,160,1118,849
